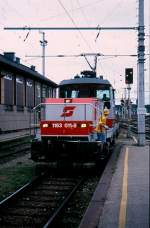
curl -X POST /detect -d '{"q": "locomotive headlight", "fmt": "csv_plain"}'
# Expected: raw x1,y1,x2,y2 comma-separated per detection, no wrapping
43,123,49,128
64,98,72,103
81,123,87,128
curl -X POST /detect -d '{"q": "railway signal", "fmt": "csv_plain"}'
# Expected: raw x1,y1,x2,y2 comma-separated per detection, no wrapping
121,99,125,106
125,68,133,84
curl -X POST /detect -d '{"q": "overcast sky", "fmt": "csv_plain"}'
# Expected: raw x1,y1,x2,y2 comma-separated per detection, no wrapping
0,0,149,104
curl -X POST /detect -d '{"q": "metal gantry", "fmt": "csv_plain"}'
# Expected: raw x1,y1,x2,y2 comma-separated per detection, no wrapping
4,26,138,31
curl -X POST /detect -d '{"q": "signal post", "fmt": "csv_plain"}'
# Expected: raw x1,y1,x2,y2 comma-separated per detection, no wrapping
125,68,133,137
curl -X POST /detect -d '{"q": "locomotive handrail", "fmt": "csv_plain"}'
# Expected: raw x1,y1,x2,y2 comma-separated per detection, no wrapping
32,102,103,110
32,103,45,110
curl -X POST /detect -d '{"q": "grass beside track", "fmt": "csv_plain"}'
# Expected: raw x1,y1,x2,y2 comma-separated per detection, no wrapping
0,163,36,201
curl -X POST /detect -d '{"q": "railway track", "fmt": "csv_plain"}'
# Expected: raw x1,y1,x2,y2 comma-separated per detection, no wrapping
0,172,84,227
0,136,31,163
120,115,150,140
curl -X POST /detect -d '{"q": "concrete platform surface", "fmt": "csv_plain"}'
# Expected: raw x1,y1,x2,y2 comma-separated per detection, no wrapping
98,144,149,228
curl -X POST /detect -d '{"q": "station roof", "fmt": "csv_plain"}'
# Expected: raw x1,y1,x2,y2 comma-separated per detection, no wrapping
0,52,57,87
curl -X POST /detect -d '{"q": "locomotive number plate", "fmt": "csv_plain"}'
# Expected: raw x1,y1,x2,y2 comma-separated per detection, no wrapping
52,123,77,128
52,123,62,128
64,123,77,128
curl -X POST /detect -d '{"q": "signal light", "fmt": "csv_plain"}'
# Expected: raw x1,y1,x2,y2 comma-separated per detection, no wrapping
125,68,133,84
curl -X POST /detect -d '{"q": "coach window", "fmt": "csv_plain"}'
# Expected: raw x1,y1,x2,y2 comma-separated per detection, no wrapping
53,88,56,98
35,83,41,105
46,87,49,97
50,88,53,97
48,87,52,97
16,76,24,111
26,79,34,110
42,86,47,101
37,84,41,98
4,74,14,111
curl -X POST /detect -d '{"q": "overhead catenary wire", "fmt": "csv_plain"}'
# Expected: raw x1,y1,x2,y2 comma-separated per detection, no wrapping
25,52,137,73
26,53,137,58
57,0,93,51
75,0,90,27
94,0,124,42
3,0,105,24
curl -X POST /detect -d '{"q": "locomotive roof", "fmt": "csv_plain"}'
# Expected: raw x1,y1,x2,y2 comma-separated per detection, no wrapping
59,77,111,86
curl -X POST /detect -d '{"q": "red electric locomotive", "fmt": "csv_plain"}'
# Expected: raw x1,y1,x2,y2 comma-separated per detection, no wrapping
31,70,119,166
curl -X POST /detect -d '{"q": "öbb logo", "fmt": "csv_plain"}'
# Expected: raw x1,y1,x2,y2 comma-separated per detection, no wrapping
60,106,76,117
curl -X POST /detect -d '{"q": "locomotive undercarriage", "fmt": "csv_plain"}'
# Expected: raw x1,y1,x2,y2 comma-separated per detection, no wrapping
31,136,110,165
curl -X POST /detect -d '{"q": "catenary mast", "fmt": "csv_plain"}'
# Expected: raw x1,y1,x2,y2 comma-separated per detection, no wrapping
137,0,146,145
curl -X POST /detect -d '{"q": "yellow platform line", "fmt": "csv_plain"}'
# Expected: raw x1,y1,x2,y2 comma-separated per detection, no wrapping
119,147,128,228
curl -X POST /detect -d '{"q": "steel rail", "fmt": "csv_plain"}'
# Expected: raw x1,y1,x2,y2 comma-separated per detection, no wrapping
0,173,44,207
120,119,150,140
43,177,84,228
0,140,31,162
0,146,30,162
0,173,84,227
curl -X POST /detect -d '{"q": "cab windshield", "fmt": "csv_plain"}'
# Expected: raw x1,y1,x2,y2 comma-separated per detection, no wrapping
60,86,110,100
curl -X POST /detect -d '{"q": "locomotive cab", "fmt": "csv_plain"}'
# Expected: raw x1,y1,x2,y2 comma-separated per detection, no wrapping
59,71,115,128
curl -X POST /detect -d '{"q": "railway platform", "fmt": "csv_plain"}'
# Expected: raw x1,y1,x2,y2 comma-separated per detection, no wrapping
79,132,149,228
